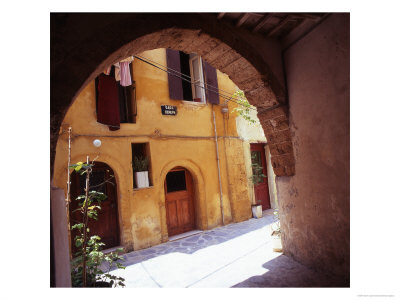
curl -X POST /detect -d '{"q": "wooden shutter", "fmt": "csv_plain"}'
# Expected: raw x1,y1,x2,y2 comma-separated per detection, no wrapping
203,61,219,104
166,49,184,100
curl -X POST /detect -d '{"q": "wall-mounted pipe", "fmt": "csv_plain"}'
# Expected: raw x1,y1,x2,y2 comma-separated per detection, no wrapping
212,106,225,225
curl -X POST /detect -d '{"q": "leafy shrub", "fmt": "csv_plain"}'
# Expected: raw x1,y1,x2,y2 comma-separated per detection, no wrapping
69,161,126,287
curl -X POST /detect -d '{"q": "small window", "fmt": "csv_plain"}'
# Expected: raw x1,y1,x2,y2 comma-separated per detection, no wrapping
166,170,187,193
131,143,153,188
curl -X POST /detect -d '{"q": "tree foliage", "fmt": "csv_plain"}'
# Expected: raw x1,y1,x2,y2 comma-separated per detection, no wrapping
69,161,126,288
231,90,257,125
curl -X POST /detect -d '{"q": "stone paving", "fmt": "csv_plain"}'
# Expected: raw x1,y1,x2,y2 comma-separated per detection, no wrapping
108,209,342,288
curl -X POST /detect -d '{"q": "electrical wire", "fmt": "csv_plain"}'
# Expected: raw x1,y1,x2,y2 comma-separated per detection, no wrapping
134,53,243,101
133,54,258,111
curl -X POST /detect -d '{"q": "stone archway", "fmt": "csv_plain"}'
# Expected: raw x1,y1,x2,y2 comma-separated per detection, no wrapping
51,13,295,178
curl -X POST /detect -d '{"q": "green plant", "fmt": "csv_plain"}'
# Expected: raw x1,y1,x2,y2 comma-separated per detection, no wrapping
272,208,281,234
231,90,257,125
132,155,149,172
69,160,126,288
250,152,267,185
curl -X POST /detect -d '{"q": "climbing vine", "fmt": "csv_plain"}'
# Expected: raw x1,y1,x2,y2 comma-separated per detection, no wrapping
231,90,257,125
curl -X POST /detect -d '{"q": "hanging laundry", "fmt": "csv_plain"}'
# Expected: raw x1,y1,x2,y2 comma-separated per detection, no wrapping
118,83,132,123
114,62,121,81
103,65,111,75
96,73,120,130
119,61,132,87
120,56,134,63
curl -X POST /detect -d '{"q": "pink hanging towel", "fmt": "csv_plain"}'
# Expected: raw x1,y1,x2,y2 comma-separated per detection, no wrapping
119,61,132,87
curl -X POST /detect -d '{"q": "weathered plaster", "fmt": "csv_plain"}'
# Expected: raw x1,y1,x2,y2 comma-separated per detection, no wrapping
53,49,252,251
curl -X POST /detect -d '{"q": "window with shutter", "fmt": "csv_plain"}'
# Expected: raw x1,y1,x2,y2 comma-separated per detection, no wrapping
166,49,184,100
95,63,137,130
202,60,219,105
189,54,206,103
166,49,219,104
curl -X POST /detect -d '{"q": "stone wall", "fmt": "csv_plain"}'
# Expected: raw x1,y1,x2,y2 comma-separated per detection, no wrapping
277,13,350,284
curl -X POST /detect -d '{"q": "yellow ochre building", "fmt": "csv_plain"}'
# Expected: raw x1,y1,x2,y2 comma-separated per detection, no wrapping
53,48,277,253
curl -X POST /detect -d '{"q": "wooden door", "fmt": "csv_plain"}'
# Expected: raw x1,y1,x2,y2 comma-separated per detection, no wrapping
165,167,195,236
69,162,120,255
250,143,271,210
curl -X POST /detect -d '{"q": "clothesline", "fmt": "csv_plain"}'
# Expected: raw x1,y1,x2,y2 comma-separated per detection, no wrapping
132,54,258,111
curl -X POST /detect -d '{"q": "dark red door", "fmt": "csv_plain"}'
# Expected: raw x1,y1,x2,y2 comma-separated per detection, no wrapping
250,143,271,210
165,167,195,236
70,162,120,255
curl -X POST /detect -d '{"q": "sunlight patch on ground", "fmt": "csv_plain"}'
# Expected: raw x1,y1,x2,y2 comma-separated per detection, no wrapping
109,221,281,287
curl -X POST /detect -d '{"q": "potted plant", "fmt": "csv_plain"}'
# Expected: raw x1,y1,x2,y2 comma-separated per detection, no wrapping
132,155,149,188
251,200,263,218
271,209,282,252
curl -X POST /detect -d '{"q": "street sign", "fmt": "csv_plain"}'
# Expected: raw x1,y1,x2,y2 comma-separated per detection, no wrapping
161,105,177,116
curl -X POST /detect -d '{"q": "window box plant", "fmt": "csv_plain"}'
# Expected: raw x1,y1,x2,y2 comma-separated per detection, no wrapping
132,155,149,188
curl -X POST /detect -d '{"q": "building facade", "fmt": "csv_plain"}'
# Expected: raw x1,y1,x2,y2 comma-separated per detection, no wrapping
53,48,276,252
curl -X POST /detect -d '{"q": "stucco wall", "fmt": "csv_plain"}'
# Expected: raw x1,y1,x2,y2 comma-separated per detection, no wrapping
53,49,252,251
278,14,350,283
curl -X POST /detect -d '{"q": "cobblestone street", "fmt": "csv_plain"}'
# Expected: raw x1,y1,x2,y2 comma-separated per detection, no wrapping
108,209,341,287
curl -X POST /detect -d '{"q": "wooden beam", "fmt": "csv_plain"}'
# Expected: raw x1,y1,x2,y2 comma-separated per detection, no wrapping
217,13,226,20
267,15,292,37
290,13,322,20
252,13,274,33
236,13,250,27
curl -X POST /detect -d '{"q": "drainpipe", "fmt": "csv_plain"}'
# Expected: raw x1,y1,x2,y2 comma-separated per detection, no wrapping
66,126,72,259
212,105,225,225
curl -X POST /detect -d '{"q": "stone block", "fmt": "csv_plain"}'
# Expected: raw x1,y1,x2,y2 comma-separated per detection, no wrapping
203,42,232,64
258,106,288,121
269,141,293,156
269,115,289,131
184,33,213,54
220,57,251,76
270,153,295,172
266,129,291,144
237,75,265,93
209,49,241,71
197,38,221,56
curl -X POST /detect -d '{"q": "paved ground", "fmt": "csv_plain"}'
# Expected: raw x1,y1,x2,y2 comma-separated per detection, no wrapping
108,209,341,288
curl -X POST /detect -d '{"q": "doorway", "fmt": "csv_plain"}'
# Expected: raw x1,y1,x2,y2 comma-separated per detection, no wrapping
250,143,271,210
69,162,120,255
164,167,195,237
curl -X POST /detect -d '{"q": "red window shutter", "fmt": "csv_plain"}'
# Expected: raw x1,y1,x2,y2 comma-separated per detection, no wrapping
96,73,120,130
166,49,184,100
203,61,219,104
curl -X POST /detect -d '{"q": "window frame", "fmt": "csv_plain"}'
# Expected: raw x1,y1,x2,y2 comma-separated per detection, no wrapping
189,54,206,103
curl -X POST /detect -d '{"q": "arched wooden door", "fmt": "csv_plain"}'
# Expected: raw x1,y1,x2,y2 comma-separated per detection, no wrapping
165,167,195,237
69,162,120,255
